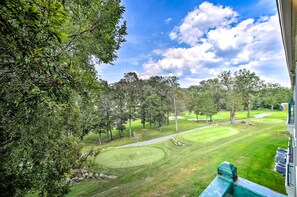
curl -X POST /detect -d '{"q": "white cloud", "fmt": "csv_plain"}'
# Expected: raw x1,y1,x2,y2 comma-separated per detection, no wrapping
169,1,238,46
142,1,288,87
165,17,172,24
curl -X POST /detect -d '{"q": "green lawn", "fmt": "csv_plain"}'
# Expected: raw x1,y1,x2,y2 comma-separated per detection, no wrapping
82,109,269,152
181,127,239,143
96,146,166,168
67,110,288,196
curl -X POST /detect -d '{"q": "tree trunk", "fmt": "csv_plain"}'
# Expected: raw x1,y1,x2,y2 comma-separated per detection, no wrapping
106,130,109,141
98,132,102,145
129,118,132,138
210,115,213,123
247,98,251,118
142,111,146,129
174,97,179,133
206,115,208,123
167,111,170,125
271,104,274,111
230,116,235,124
118,130,121,139
110,130,113,140
230,110,236,124
196,113,198,123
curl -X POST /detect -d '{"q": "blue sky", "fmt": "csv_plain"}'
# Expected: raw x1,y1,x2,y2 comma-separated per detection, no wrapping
95,0,289,87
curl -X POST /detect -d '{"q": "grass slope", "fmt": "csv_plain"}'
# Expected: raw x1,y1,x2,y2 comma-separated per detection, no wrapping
67,110,288,197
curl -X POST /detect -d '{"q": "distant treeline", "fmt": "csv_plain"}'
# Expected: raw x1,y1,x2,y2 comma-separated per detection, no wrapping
85,69,291,143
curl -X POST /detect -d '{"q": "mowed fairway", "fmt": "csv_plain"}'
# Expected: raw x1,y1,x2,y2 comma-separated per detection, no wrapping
96,147,166,168
181,127,239,143
68,111,288,197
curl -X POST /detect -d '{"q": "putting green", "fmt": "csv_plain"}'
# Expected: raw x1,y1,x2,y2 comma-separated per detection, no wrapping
95,146,166,168
181,127,239,143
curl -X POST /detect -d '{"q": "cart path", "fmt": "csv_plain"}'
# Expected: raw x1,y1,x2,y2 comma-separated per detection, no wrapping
121,119,245,147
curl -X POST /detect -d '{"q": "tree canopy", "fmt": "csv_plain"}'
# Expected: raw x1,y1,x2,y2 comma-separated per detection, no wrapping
0,0,126,195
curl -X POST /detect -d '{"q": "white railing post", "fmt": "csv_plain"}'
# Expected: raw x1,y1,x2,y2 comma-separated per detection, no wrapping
292,63,297,196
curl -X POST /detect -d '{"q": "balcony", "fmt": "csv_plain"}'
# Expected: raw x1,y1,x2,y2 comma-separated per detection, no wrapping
286,119,294,134
200,162,286,197
285,138,294,197
286,99,294,135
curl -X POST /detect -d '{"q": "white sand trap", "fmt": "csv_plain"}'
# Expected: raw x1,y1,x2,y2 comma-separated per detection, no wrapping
254,113,271,118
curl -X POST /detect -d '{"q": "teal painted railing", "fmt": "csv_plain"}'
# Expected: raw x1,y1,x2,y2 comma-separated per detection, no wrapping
200,162,287,197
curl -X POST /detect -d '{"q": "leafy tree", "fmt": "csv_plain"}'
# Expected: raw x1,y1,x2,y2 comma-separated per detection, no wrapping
112,81,128,138
218,71,243,123
138,79,150,128
235,69,261,117
188,86,203,123
164,76,181,127
146,92,163,128
261,83,291,110
78,80,105,139
99,88,116,141
199,78,223,110
188,79,220,123
200,91,218,122
147,76,179,128
122,72,139,137
0,0,126,195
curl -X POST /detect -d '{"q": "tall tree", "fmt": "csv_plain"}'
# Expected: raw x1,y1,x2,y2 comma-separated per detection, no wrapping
218,71,243,123
100,89,115,141
261,83,291,110
123,72,139,137
199,78,223,110
138,79,150,128
0,0,126,195
112,81,128,138
200,91,218,122
188,86,203,123
235,69,261,117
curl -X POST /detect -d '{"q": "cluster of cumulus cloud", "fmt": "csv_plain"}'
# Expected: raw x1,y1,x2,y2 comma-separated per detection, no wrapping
141,1,288,87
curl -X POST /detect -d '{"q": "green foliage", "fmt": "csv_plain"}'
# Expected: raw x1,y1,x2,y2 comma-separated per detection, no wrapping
0,0,126,195
219,71,244,122
200,91,218,119
260,83,292,110
235,69,261,117
188,79,221,122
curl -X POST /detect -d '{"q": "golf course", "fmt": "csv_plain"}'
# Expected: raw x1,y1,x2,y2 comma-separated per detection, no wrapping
67,110,288,197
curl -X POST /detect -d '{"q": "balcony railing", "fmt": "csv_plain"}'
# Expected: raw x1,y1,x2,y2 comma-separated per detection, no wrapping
286,99,294,134
287,163,294,187
285,137,294,196
288,99,294,124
